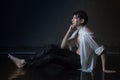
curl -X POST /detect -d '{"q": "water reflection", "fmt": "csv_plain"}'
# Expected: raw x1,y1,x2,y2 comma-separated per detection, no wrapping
69,71,107,80
80,71,108,80
80,72,94,80
8,68,107,80
8,69,26,80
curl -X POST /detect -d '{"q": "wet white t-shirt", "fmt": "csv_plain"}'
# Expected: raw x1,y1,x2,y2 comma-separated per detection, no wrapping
68,26,104,72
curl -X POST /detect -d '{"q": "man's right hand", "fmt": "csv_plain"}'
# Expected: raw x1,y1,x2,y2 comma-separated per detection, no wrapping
69,24,77,32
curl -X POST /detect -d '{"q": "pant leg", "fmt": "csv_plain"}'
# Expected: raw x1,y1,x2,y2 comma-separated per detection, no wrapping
24,45,80,69
39,48,80,69
24,44,60,68
50,53,80,69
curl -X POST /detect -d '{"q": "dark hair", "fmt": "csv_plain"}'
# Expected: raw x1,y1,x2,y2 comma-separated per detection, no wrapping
73,10,88,25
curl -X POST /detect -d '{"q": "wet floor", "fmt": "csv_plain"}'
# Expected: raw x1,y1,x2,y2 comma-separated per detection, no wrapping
0,53,120,80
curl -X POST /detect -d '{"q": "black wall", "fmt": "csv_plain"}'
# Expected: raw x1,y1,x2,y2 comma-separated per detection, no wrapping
1,0,120,47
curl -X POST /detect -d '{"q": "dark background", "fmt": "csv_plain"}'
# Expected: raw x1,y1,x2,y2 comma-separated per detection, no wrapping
1,0,120,47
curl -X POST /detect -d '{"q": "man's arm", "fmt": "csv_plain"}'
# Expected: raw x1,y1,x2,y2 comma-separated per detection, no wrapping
86,27,116,73
101,54,116,73
61,25,76,49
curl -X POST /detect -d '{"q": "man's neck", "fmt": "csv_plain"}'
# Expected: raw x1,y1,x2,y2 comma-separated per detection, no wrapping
77,25,82,30
77,25,86,30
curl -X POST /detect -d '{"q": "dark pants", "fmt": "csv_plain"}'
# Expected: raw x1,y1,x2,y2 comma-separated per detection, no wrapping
24,44,80,69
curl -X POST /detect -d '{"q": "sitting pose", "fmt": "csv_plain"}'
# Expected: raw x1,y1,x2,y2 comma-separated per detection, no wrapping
8,45,80,69
8,10,116,73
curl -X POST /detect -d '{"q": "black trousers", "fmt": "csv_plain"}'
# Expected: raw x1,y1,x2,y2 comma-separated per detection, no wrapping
24,44,80,69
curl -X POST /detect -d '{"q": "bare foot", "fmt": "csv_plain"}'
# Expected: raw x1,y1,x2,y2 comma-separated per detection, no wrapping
8,54,26,68
16,59,26,68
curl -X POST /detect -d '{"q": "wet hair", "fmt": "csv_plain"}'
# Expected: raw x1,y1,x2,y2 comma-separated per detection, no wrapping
73,10,88,25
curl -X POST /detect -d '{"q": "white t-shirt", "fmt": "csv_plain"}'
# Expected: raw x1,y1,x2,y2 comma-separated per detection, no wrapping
68,26,104,72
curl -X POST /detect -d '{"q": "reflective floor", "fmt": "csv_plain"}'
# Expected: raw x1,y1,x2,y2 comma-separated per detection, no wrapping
0,54,120,80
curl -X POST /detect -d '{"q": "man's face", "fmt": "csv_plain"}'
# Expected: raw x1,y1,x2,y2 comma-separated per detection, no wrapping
72,15,84,26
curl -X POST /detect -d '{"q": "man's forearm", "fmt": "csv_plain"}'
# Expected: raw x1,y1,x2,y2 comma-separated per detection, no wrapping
101,54,105,71
61,24,77,49
61,29,71,48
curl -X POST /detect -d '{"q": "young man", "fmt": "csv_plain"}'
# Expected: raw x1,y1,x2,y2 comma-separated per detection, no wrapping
61,10,115,73
8,10,115,73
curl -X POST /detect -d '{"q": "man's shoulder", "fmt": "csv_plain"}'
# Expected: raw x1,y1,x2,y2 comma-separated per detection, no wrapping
85,26,94,33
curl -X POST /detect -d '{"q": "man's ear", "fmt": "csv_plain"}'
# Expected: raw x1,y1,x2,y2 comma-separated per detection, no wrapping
80,19,84,24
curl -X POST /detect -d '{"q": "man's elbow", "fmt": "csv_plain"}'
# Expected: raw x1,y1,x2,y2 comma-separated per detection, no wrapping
60,44,65,49
60,44,66,49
